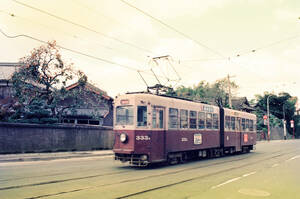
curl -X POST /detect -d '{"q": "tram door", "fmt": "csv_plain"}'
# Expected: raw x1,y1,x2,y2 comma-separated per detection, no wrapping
236,117,242,151
151,106,166,161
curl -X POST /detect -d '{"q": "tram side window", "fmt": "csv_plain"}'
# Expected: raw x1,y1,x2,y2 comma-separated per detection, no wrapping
225,116,230,130
189,111,197,129
249,120,254,131
231,117,236,130
246,119,249,131
137,106,147,126
180,109,188,128
236,117,241,131
159,110,164,128
198,112,205,129
116,106,133,125
152,108,157,128
241,118,245,131
169,108,178,129
213,114,219,129
206,113,212,129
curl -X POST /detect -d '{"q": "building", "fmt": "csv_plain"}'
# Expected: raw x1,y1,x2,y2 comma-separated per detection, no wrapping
231,97,255,113
59,82,113,126
0,62,19,99
0,62,20,119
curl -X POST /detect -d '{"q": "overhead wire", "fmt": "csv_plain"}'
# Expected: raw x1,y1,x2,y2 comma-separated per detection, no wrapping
179,57,228,62
8,1,298,93
234,33,300,58
0,28,145,72
9,0,221,77
71,0,222,70
12,0,157,56
72,0,139,35
118,0,233,88
0,9,150,60
225,33,300,87
0,27,181,85
119,0,227,59
1,6,182,87
109,0,300,94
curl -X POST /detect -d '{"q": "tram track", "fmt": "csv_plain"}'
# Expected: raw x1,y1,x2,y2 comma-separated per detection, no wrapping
5,149,296,199
0,165,127,183
116,149,300,199
0,152,252,191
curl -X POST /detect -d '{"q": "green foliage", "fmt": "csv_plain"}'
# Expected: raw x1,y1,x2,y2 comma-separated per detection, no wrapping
171,78,238,107
254,92,297,136
9,41,88,124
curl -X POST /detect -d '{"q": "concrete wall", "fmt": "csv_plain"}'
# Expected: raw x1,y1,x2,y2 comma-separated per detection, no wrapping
0,122,114,154
257,127,291,141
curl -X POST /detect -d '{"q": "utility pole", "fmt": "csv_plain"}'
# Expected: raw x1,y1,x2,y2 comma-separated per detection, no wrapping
283,103,287,140
227,74,235,108
267,95,271,141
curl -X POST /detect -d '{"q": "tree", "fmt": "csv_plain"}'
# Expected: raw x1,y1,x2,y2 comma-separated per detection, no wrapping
172,78,238,107
254,92,297,137
10,41,87,123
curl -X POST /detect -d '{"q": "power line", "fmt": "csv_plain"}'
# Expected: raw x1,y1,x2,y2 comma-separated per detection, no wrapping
72,0,137,33
234,34,300,58
12,0,156,56
1,9,213,73
9,1,224,73
179,57,228,62
119,0,227,59
0,28,145,72
0,10,149,60
0,27,180,85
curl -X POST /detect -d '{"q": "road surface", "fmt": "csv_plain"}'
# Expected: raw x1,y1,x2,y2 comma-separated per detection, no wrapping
0,140,299,199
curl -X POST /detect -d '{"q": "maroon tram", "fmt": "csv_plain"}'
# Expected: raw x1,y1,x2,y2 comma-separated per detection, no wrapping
113,93,256,166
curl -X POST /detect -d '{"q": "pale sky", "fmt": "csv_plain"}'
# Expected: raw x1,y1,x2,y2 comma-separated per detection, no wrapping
0,0,299,101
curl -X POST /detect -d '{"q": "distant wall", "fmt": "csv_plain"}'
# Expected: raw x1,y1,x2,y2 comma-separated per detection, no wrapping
257,127,289,141
0,122,114,154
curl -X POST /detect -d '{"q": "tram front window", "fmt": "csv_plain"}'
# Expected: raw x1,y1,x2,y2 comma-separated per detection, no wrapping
116,106,134,125
137,106,147,126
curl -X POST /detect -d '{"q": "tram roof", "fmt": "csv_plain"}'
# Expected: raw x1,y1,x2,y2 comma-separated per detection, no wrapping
122,92,210,105
118,92,256,119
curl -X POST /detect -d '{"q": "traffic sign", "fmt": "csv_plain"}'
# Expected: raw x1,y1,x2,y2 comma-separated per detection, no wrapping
263,115,267,125
290,120,294,128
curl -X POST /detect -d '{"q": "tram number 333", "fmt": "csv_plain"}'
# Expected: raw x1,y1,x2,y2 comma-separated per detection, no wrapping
136,135,151,141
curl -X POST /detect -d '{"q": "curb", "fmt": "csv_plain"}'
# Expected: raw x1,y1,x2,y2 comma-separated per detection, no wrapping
0,150,114,163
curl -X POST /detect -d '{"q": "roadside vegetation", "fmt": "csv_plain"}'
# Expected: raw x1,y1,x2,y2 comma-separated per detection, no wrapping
1,41,103,124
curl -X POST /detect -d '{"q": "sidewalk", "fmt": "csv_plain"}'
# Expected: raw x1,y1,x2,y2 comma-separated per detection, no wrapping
0,150,114,163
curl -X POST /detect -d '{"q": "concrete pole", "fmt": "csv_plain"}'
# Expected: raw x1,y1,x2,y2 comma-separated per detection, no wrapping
227,74,232,108
267,95,271,141
283,119,287,140
283,104,286,140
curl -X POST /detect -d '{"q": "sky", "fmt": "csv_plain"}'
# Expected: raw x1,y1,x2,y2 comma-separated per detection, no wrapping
0,0,299,102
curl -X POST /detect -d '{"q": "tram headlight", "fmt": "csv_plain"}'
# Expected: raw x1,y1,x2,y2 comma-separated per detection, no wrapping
120,133,128,143
140,155,148,161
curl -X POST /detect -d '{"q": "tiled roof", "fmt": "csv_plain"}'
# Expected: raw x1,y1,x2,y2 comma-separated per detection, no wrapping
66,82,113,100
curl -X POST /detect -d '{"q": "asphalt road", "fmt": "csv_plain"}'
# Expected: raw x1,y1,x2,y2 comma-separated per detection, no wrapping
0,140,300,199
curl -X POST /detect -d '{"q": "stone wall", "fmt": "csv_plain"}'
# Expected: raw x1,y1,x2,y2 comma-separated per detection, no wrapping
0,122,114,154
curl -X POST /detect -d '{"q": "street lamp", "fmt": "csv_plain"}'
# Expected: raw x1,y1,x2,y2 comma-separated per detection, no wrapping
267,95,271,141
